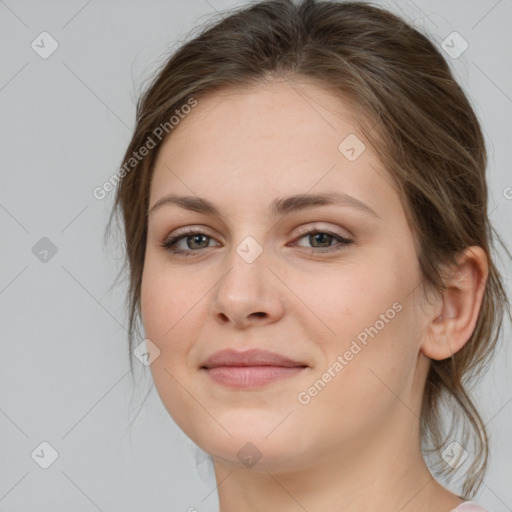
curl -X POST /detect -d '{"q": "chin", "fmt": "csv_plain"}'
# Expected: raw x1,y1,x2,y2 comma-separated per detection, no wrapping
201,436,306,473
186,414,310,469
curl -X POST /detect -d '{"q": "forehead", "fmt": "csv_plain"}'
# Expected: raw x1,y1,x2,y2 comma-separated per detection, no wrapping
149,80,398,219
166,79,363,145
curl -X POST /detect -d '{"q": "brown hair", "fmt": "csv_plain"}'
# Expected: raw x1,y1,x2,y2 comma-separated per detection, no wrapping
107,0,511,498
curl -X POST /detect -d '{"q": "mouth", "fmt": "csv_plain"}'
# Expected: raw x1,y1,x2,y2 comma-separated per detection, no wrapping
200,348,309,388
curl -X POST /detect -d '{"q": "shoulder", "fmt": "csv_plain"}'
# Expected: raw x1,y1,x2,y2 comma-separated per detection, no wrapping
450,501,490,512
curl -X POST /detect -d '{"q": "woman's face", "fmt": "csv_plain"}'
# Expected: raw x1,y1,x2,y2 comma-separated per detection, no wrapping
141,79,432,472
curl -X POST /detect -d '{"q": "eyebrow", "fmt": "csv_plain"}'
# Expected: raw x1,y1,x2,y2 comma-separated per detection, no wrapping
148,192,381,220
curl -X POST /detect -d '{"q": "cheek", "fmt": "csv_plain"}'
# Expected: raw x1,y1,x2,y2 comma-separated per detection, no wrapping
140,261,204,428
140,263,196,399
299,302,419,444
296,260,400,344
303,253,420,386
140,257,195,339
140,256,214,377
141,273,168,341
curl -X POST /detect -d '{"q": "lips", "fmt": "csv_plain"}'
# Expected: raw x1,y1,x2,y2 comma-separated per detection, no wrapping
200,349,309,388
200,348,307,369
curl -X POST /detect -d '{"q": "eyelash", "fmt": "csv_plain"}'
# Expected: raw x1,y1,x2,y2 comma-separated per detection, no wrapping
160,226,353,257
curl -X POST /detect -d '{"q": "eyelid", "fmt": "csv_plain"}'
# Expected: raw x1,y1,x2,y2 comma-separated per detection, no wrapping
163,225,217,242
292,222,352,240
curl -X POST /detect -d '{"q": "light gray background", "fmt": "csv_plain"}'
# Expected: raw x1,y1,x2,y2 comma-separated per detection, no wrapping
1,1,511,511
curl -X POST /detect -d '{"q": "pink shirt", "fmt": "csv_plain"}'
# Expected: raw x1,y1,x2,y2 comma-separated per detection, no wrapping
451,502,489,511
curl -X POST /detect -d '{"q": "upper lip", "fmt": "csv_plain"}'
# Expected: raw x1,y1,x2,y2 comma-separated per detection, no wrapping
200,349,308,368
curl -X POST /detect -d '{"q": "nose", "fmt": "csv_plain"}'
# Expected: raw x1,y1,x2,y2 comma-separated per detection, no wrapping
209,247,286,329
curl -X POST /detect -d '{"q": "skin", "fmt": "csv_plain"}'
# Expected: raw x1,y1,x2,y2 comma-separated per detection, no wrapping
141,78,488,512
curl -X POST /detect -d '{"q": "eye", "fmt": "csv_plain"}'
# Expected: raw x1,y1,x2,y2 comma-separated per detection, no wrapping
291,227,353,253
160,226,353,256
160,228,219,256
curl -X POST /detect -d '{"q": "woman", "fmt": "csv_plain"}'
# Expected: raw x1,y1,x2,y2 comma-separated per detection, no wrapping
108,1,510,510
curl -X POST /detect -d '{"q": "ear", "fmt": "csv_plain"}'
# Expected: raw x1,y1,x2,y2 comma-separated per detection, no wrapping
420,246,489,360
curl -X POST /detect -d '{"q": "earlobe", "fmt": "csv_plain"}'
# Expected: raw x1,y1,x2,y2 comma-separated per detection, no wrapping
420,246,489,361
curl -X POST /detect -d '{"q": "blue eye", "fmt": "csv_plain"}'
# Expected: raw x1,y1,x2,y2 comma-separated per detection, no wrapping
161,227,353,256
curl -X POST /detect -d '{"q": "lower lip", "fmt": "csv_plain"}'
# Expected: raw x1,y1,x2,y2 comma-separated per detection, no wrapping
203,365,307,388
